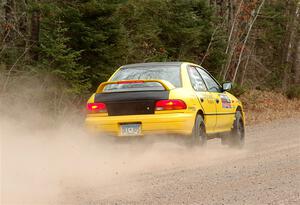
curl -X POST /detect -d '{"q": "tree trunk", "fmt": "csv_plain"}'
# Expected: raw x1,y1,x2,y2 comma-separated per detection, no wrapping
19,0,29,36
232,0,266,83
4,0,15,43
294,39,300,84
30,3,40,61
220,0,244,80
227,0,233,29
282,0,300,90
292,1,300,84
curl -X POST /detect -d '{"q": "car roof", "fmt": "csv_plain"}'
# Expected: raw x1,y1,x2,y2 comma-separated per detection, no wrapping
122,62,185,68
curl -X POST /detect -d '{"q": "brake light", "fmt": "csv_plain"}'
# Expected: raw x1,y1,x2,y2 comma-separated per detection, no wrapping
155,100,187,111
86,102,107,113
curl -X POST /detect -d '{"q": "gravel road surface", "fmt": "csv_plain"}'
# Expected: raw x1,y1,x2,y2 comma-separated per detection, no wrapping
1,117,300,205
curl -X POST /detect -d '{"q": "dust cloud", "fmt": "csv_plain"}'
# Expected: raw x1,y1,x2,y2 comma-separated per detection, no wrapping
0,86,246,204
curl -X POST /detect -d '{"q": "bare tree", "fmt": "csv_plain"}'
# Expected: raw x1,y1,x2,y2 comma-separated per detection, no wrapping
225,0,243,55
220,0,243,80
29,0,40,61
4,0,15,43
292,1,300,85
282,0,300,90
200,24,220,65
232,0,266,83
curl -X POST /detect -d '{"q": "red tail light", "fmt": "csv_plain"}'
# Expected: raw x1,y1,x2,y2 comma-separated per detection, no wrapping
86,102,107,113
155,100,187,111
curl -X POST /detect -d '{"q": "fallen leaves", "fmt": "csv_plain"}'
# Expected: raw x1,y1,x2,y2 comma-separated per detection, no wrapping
240,90,300,125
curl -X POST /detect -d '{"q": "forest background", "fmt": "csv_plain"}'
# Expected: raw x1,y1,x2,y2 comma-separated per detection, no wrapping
1,0,300,120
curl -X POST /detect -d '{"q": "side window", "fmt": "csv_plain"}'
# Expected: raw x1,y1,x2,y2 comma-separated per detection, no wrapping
187,66,207,91
197,68,221,92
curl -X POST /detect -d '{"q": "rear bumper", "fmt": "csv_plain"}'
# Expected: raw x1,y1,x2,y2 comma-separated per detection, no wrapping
85,112,195,137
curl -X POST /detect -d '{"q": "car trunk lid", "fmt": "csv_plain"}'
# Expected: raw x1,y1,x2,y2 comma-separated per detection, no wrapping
94,90,169,116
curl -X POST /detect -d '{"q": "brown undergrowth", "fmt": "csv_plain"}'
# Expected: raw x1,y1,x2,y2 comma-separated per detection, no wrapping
240,90,300,125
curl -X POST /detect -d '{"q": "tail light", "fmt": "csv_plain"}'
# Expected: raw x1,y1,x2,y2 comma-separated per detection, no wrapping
155,100,187,111
86,102,107,113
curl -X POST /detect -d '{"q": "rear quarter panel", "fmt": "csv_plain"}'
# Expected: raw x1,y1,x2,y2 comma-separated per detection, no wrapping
226,92,245,125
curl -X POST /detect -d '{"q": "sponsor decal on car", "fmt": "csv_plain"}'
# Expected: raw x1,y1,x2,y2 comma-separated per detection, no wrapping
220,94,232,108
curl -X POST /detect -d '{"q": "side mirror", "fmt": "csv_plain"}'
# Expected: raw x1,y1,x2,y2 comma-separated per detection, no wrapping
222,82,232,91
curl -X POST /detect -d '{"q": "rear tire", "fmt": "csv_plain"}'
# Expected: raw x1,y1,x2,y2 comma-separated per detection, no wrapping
190,114,207,146
228,111,245,148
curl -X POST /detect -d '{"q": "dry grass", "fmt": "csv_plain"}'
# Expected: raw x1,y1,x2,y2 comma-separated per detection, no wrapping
240,90,300,125
0,71,85,127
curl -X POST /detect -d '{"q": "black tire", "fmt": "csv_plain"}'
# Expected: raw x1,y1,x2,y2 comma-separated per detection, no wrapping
190,114,207,146
228,111,245,148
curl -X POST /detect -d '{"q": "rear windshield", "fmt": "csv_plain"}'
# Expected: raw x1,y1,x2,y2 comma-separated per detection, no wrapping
110,65,182,87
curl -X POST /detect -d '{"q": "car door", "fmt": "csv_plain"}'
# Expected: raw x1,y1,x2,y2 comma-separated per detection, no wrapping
196,68,235,131
187,66,217,133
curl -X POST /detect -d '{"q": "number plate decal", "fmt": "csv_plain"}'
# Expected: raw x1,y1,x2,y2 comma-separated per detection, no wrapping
120,124,141,136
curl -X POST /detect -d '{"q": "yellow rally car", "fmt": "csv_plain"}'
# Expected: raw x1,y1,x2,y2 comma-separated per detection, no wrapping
85,62,245,147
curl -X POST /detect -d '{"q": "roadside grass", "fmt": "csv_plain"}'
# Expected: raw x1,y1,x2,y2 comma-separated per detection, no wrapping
0,72,86,127
240,90,300,125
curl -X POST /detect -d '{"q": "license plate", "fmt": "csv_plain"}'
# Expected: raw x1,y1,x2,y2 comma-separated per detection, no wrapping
120,124,141,136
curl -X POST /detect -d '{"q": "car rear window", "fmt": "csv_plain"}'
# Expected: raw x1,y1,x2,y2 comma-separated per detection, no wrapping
106,65,181,92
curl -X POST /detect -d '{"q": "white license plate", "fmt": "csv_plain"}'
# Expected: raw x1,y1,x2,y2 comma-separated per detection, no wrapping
120,124,141,136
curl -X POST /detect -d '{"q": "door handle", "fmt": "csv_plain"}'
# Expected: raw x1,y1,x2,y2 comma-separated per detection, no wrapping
216,99,220,104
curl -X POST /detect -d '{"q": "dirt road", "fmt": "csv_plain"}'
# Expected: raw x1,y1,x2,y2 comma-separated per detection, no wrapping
1,117,300,205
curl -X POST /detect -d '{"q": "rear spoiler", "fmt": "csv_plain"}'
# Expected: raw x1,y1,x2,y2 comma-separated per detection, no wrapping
96,79,175,93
